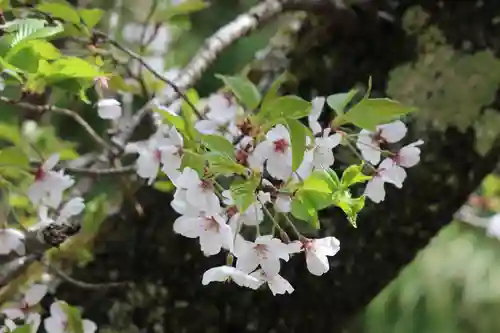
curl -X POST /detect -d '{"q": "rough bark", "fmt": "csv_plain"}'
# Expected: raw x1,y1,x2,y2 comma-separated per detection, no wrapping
56,1,500,333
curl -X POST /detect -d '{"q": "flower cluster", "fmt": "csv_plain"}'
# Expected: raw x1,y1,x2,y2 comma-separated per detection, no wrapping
1,283,96,333
356,121,423,203
119,87,422,295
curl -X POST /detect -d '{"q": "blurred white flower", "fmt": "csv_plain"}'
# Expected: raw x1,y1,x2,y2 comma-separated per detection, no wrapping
44,301,97,333
0,228,25,256
2,284,48,319
97,98,122,120
202,265,261,289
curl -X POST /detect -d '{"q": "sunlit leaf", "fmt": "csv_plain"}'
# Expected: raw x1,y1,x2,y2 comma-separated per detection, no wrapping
78,8,104,29
216,74,261,109
230,176,259,212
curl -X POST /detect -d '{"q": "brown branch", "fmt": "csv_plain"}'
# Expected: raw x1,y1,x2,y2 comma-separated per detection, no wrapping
0,96,114,153
29,161,135,176
44,263,129,290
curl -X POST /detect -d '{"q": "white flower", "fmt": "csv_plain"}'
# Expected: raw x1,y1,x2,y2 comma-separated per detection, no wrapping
248,125,293,180
173,212,233,256
391,139,424,168
97,98,122,120
2,284,48,319
57,197,85,224
222,190,264,228
302,237,340,276
364,159,405,203
308,96,325,134
312,129,342,169
356,120,407,165
28,154,74,208
160,126,184,183
125,126,176,185
195,94,241,141
0,228,25,256
250,269,294,296
26,313,41,333
174,167,220,214
44,301,97,333
202,265,261,290
275,194,291,213
487,214,500,239
234,235,290,277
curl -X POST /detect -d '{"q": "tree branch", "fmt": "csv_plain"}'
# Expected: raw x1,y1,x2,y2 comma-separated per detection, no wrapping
0,96,114,153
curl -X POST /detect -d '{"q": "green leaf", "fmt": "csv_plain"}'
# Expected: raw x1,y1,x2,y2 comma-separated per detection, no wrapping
340,164,372,188
153,180,175,192
205,152,247,176
162,0,210,20
230,176,259,212
0,147,29,167
180,88,200,140
333,191,365,227
60,302,84,333
285,118,306,171
216,74,261,109
326,89,357,116
82,195,107,234
43,57,102,80
181,151,205,175
261,71,293,109
259,95,311,124
11,324,31,333
337,98,415,131
107,74,131,92
78,8,104,29
303,170,339,194
156,106,186,133
291,194,319,229
37,2,80,23
201,134,235,157
0,123,22,145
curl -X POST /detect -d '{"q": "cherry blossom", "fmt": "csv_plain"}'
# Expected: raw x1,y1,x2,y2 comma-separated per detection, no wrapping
159,126,184,184
172,167,220,214
248,124,293,180
301,237,340,276
364,159,405,203
222,190,264,228
125,126,176,185
97,98,122,120
356,120,407,165
250,269,294,296
44,301,97,333
35,197,85,233
202,265,261,289
0,228,25,256
28,154,74,209
308,96,325,135
311,129,342,169
173,212,233,256
234,235,290,277
195,94,241,141
2,284,48,320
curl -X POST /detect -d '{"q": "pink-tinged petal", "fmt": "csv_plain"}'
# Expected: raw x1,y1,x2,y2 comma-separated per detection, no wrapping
82,320,97,333
275,195,291,213
364,177,386,203
2,308,24,319
398,139,424,168
306,251,330,276
42,154,60,172
97,99,122,120
267,125,290,142
378,120,407,143
24,284,47,306
173,216,202,239
314,237,340,257
195,120,218,135
43,316,64,333
49,301,67,320
175,167,200,189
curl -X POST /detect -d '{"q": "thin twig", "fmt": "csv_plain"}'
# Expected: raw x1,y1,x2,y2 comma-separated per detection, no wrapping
29,161,136,176
44,263,128,290
0,96,114,153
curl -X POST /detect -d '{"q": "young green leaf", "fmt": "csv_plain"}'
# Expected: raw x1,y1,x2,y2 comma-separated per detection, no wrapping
326,89,357,116
216,74,261,109
205,152,247,176
155,106,186,133
181,151,205,175
201,134,235,157
259,95,311,124
11,325,31,333
302,169,340,193
78,8,104,29
333,190,365,228
180,88,200,140
285,118,307,171
162,0,210,20
340,164,372,188
37,2,81,24
60,302,84,333
153,181,175,193
230,176,259,212
261,71,293,109
291,194,320,229
338,98,415,131
0,147,29,167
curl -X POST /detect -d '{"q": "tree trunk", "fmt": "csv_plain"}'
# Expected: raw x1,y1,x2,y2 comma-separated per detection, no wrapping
57,1,500,332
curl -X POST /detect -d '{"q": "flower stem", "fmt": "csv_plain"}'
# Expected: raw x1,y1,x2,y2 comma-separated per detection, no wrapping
262,204,289,243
